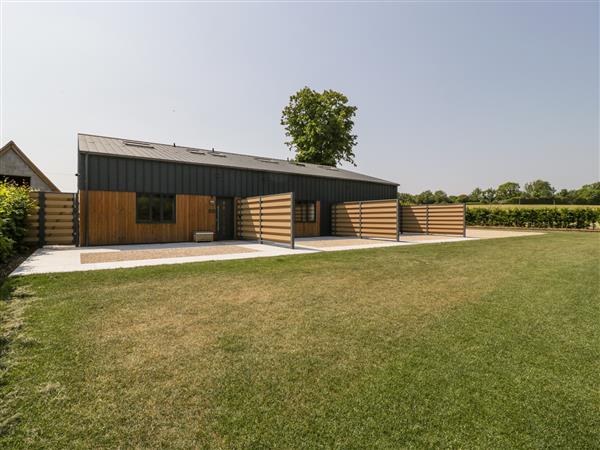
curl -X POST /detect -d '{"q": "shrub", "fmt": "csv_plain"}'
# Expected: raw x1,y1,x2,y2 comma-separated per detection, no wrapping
466,207,600,229
0,182,35,262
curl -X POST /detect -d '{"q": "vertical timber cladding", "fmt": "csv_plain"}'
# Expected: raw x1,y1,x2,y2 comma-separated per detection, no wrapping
332,199,399,240
236,192,295,248
25,192,77,246
400,204,466,236
79,191,216,246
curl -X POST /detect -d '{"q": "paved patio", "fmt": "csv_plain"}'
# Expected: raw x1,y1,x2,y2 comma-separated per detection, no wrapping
10,229,543,276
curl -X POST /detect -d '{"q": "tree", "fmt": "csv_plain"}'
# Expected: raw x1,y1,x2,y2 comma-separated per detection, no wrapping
482,188,497,203
433,190,450,204
397,192,416,205
575,182,600,204
455,194,470,204
524,179,555,199
415,190,435,204
555,188,575,204
469,188,483,203
281,87,358,166
496,182,521,201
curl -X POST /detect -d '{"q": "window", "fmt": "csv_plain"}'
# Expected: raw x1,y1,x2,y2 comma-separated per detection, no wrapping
0,175,31,187
295,201,316,223
136,193,176,223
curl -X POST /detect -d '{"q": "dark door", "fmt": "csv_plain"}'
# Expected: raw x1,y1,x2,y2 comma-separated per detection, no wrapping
215,197,234,240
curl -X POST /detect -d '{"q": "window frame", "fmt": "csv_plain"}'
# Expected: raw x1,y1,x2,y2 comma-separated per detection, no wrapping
295,201,316,223
136,193,176,224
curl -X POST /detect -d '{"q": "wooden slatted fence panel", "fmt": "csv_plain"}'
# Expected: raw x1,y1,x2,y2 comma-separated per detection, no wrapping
399,205,428,234
331,202,362,237
400,204,465,236
332,199,399,240
25,192,77,245
236,192,294,248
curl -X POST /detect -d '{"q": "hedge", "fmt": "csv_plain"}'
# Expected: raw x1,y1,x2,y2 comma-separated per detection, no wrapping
466,207,600,229
0,182,35,262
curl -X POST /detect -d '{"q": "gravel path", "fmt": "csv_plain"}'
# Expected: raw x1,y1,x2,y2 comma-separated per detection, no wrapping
80,245,257,264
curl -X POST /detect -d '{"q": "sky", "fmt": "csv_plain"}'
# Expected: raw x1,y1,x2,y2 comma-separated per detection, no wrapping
1,1,598,194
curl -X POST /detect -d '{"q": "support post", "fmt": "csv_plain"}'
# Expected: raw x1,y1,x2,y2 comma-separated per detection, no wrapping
84,152,89,246
399,203,404,235
331,204,335,236
425,205,430,235
396,200,400,241
38,192,46,247
73,193,80,246
290,192,295,249
463,203,467,237
258,196,263,244
358,201,362,239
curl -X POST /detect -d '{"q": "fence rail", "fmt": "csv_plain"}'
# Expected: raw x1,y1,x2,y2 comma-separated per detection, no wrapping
25,192,78,246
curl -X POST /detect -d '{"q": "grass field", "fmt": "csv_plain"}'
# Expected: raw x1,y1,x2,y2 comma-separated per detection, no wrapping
468,203,600,209
1,233,598,448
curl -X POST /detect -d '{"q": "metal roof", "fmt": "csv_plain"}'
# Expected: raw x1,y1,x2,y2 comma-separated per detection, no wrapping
78,134,398,186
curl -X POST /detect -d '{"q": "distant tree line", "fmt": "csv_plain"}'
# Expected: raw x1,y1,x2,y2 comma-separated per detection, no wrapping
398,181,600,205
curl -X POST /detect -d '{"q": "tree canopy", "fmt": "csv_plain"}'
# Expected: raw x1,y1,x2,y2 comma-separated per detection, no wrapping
496,182,521,201
398,180,600,205
281,87,357,167
524,180,555,199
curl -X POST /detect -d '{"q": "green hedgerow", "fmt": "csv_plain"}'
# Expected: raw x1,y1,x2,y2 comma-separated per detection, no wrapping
466,207,600,229
0,182,35,262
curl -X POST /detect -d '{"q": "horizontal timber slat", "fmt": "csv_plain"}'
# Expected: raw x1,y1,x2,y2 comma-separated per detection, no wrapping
333,199,398,239
236,192,294,248
400,204,465,236
27,191,76,246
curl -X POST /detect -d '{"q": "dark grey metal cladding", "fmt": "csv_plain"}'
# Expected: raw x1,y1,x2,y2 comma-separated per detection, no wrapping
79,154,397,202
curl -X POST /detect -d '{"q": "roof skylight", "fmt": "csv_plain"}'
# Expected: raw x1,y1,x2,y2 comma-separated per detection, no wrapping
255,158,279,164
123,140,154,149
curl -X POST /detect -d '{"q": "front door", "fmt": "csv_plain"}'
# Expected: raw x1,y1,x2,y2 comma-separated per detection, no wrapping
215,197,234,240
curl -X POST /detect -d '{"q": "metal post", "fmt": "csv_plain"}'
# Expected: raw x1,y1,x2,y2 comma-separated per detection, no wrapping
73,193,80,246
331,204,335,236
38,192,46,246
396,200,400,241
425,205,429,235
358,201,362,239
399,203,404,235
290,192,295,249
463,203,467,237
84,152,89,246
258,196,263,244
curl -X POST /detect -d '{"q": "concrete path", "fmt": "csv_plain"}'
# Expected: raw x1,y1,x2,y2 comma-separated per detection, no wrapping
10,229,542,276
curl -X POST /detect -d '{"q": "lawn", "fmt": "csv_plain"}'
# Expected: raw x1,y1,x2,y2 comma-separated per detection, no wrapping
1,233,598,448
468,203,600,209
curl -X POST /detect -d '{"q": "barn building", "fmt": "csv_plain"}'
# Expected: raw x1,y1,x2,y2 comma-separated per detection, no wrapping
77,133,398,246
1,141,59,192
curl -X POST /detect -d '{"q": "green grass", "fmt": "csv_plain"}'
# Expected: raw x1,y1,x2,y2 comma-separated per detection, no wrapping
468,203,600,209
1,233,598,448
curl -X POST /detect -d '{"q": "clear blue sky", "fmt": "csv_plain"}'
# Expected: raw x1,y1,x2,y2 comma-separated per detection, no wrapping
1,1,598,193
